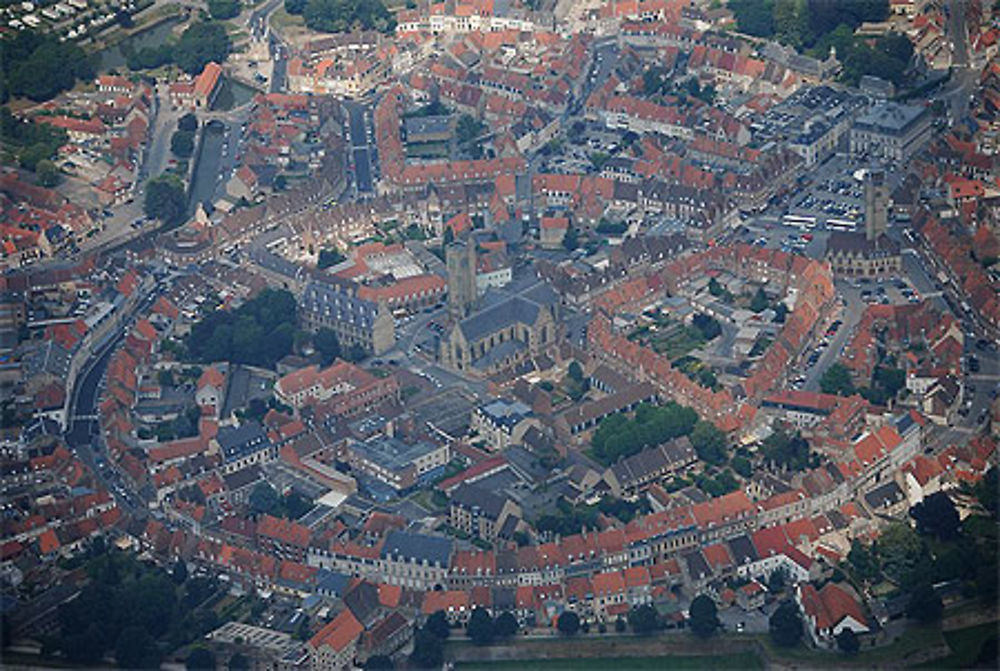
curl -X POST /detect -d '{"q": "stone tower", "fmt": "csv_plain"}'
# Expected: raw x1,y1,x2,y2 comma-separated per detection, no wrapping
864,169,889,242
446,240,477,318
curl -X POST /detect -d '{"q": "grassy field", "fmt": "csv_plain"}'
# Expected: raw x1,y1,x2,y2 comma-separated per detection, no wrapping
755,624,948,667
457,653,762,671
916,622,999,669
406,141,450,159
270,7,304,29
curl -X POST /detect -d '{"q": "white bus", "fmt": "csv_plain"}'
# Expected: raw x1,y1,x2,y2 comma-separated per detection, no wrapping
826,218,858,232
783,214,817,230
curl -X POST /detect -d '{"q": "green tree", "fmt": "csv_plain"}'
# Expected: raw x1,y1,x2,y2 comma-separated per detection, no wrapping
115,625,158,669
688,595,719,638
972,466,998,518
628,604,660,635
144,173,187,224
174,22,232,75
773,0,812,49
1,31,94,103
847,540,880,585
879,523,923,584
820,362,855,396
171,130,196,158
208,0,240,19
690,421,727,466
568,361,584,383
456,113,486,158
186,647,216,670
731,456,752,478
557,611,580,636
750,287,770,313
35,158,60,187
249,482,281,517
178,113,199,133
285,0,308,13
317,248,346,269
409,627,443,668
364,655,393,670
761,429,811,472
562,225,579,251
467,607,495,646
769,600,802,647
172,558,188,584
425,611,450,640
303,0,396,34
313,328,341,366
729,0,776,36
910,492,960,541
906,582,942,623
495,612,518,638
229,653,249,671
836,628,860,654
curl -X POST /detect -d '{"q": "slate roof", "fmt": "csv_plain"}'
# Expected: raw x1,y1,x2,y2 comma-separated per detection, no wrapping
380,530,452,567
451,484,508,520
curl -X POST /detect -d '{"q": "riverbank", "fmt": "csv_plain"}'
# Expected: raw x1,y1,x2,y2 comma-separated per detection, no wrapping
85,2,188,56
444,619,999,671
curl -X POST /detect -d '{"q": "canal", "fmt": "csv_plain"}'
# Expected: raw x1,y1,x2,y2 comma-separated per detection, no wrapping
96,16,184,71
187,120,227,215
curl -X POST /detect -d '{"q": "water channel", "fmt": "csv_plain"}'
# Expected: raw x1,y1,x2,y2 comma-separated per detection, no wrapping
96,16,184,71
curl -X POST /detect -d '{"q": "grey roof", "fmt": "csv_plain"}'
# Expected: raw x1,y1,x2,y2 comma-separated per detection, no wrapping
460,296,541,342
727,535,758,565
316,568,350,597
450,484,508,520
854,102,928,135
682,550,711,580
251,247,303,281
864,481,905,509
404,115,452,138
300,279,380,329
472,339,527,370
479,399,532,427
222,464,264,491
350,435,440,475
217,421,271,462
380,530,452,567
24,340,72,378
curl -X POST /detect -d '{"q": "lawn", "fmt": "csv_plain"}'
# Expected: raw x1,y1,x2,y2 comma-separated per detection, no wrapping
628,322,706,360
406,141,450,159
758,624,946,667
457,653,762,671
916,622,999,669
270,7,304,29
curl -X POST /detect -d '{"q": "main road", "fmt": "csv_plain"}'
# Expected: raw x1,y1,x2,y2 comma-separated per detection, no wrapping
343,100,375,195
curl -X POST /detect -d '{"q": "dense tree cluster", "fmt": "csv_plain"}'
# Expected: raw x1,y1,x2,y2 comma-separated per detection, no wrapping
174,22,232,74
144,173,188,225
819,362,855,396
317,248,346,269
1,31,94,103
769,600,803,647
760,429,813,472
208,0,240,20
53,549,222,665
536,496,649,537
303,0,396,34
185,288,296,367
1,107,68,171
729,1,911,86
124,22,231,74
688,594,719,637
171,129,196,158
591,402,699,465
248,483,313,520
